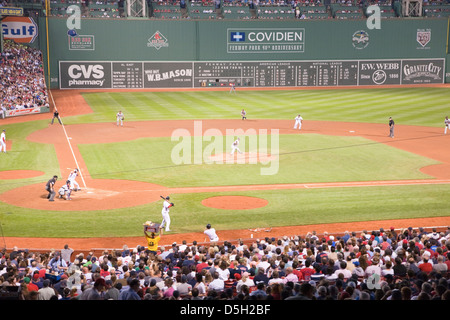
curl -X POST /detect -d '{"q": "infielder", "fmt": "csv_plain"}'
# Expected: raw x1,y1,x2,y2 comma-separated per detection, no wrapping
160,196,174,232
204,223,219,244
445,116,449,134
58,180,73,200
116,110,124,127
67,168,81,191
230,137,243,155
241,109,247,120
294,114,303,130
0,129,6,153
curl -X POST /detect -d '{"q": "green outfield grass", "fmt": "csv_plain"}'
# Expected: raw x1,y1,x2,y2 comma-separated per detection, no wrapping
79,134,437,187
0,87,449,239
0,120,61,194
67,87,450,127
0,184,449,238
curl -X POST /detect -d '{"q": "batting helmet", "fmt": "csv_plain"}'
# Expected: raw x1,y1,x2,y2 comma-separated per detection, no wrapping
206,224,211,229
165,196,170,200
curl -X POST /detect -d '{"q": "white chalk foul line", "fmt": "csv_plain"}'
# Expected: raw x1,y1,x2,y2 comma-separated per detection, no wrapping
49,90,87,189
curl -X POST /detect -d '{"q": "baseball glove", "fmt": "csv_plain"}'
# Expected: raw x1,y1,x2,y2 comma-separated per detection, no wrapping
121,117,124,120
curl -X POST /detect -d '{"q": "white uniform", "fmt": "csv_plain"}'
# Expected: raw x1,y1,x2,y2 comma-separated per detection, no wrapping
230,138,242,155
116,111,124,126
0,130,6,153
68,170,80,191
58,183,72,200
161,200,172,232
445,117,450,134
204,227,219,242
294,115,303,130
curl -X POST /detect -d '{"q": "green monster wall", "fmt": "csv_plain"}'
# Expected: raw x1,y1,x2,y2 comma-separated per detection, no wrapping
38,17,450,88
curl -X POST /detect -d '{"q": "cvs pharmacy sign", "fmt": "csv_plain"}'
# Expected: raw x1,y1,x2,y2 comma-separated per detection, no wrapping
2,16,38,43
59,62,112,89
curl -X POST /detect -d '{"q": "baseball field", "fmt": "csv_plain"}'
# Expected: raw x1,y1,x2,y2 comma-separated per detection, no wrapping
1,86,450,250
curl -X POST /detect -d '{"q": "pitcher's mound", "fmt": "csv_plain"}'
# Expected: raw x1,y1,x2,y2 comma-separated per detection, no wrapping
202,195,268,210
208,152,277,163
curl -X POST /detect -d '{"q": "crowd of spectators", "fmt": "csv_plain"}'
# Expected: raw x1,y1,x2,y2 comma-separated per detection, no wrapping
1,226,449,300
0,40,49,117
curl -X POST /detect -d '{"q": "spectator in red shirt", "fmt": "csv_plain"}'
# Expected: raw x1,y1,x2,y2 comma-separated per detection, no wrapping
100,264,110,278
24,277,39,292
196,255,209,274
300,259,315,281
418,256,433,274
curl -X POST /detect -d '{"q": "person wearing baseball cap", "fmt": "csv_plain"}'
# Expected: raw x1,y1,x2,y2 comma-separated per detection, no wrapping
160,195,174,232
204,223,219,244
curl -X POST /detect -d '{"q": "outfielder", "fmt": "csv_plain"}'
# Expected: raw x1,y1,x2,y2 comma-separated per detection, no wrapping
160,195,174,232
116,110,124,127
241,109,247,120
230,137,243,155
0,129,6,153
67,168,81,191
294,114,303,130
204,223,219,244
58,180,73,200
230,83,236,94
445,116,449,134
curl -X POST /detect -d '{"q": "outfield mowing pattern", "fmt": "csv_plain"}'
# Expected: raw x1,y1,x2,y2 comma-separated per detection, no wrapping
73,88,450,127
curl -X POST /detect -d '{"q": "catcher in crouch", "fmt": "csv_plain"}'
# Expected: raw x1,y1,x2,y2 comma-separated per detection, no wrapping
58,180,73,200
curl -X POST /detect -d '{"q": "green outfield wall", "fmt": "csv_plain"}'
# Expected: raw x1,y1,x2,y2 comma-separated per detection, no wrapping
37,17,450,88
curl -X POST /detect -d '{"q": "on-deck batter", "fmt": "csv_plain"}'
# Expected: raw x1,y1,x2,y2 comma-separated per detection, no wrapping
160,196,174,232
204,223,219,244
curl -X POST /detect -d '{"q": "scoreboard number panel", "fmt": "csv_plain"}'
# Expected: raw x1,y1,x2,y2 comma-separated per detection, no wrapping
59,59,445,89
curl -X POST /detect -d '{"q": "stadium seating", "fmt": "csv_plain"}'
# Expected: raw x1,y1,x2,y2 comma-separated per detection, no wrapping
423,1,450,17
331,4,364,19
6,0,450,19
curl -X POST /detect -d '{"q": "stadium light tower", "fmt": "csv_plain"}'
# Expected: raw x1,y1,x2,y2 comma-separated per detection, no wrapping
126,0,147,17
402,0,423,17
